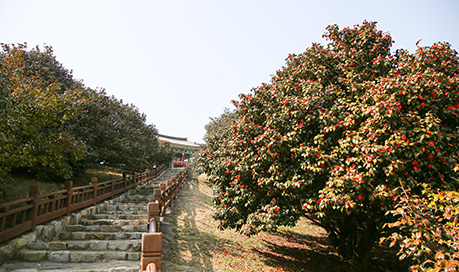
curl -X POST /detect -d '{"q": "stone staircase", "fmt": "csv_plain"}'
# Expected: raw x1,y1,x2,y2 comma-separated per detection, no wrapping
0,168,181,272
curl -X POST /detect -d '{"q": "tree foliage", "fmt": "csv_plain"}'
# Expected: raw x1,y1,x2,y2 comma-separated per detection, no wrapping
203,107,238,141
0,43,172,180
384,183,459,272
0,43,87,179
198,21,459,269
69,88,173,172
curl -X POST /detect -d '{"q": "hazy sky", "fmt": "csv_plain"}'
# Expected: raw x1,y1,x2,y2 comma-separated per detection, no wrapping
1,0,458,143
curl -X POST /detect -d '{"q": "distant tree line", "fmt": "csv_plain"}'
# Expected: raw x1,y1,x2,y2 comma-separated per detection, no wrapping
0,43,173,181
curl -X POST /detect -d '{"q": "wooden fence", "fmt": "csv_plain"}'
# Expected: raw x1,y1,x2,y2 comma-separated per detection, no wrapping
141,164,189,272
0,164,168,244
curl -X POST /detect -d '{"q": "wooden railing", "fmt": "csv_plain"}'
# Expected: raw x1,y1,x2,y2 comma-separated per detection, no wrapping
141,164,189,272
0,164,168,244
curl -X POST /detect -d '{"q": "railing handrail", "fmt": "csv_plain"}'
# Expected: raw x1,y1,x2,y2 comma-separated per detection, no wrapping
0,164,168,244
142,164,189,272
0,203,34,217
73,184,94,191
38,190,68,199
0,197,34,210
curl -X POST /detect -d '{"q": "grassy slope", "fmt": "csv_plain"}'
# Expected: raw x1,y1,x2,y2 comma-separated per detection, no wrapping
161,167,411,272
0,166,123,204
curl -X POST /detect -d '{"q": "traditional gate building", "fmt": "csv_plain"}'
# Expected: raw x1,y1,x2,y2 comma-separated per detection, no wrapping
157,134,202,161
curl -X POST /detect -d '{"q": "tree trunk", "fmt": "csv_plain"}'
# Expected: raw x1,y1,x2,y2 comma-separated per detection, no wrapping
351,219,379,271
331,215,380,272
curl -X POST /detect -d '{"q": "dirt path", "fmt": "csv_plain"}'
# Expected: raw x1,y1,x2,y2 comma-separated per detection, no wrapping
160,167,409,272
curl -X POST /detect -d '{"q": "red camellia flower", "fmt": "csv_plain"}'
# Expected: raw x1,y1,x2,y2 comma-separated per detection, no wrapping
428,141,434,146
439,174,444,179
402,135,407,140
358,195,363,200
412,160,418,165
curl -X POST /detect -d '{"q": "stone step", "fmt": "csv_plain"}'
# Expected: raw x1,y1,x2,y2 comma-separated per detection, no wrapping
0,260,140,272
26,239,141,252
104,204,148,212
129,186,157,192
122,195,153,202
103,210,147,216
59,231,143,240
90,214,147,220
65,224,146,233
19,249,141,263
80,219,148,226
93,211,146,218
89,213,148,220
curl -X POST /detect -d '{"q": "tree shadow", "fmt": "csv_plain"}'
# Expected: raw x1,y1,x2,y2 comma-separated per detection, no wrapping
254,228,410,272
161,172,216,272
254,230,352,272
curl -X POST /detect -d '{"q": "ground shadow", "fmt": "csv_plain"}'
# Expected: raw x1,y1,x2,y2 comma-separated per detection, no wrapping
254,228,411,272
254,229,351,272
161,170,216,272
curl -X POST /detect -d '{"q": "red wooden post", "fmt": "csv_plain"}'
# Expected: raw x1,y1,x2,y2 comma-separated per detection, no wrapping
123,172,127,192
147,202,161,232
141,232,162,271
172,179,178,199
65,180,73,215
160,183,168,208
167,180,172,198
153,189,161,202
110,174,115,199
153,188,163,217
29,185,40,230
91,177,98,205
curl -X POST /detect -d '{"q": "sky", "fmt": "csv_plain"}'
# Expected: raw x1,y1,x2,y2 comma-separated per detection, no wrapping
1,0,458,143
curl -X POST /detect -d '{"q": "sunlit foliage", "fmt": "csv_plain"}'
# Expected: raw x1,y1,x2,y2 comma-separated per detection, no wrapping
0,44,172,180
199,21,459,269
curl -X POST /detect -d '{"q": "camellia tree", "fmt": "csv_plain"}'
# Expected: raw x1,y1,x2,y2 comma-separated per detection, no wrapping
0,43,87,180
203,107,238,141
199,21,459,269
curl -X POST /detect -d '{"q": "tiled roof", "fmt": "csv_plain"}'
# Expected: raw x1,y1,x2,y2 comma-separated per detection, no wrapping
157,134,201,148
